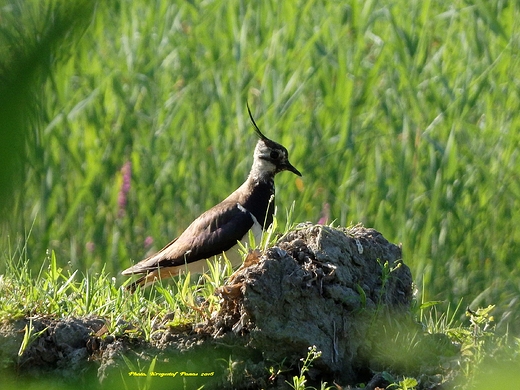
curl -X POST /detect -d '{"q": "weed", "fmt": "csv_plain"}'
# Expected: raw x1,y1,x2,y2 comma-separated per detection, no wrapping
17,318,48,362
287,346,335,390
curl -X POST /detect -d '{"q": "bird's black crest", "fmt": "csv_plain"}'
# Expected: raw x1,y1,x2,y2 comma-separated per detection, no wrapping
247,102,269,141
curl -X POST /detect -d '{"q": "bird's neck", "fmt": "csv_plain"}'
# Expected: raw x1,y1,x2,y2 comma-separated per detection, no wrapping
232,162,276,230
249,156,276,182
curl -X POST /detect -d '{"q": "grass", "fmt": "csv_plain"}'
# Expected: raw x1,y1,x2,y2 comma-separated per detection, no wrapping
2,0,519,330
1,0,520,387
1,235,519,389
0,242,227,341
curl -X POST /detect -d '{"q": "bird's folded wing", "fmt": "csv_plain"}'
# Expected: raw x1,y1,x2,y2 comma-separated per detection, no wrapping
121,202,255,275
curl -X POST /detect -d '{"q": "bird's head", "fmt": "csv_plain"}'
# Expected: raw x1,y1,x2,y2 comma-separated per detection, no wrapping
248,104,302,178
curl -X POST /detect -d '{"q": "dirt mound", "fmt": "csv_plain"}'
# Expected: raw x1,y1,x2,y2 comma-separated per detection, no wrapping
210,223,412,384
1,224,458,389
0,316,104,386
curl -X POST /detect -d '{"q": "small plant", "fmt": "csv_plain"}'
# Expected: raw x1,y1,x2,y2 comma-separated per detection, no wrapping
455,305,497,380
376,258,402,306
384,372,418,390
287,346,334,390
17,318,48,362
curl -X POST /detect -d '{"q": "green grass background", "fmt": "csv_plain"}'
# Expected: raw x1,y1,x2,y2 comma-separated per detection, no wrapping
1,0,519,333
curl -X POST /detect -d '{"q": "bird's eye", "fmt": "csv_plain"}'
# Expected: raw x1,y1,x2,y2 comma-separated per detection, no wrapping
270,151,280,159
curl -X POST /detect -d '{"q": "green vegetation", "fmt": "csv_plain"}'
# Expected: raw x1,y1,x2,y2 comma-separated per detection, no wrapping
287,346,329,390
1,0,520,388
1,243,519,389
0,242,231,340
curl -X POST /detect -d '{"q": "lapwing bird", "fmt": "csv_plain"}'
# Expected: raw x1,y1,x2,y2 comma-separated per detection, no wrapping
122,105,301,291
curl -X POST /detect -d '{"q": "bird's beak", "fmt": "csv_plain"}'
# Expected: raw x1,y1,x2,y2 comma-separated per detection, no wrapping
284,161,302,176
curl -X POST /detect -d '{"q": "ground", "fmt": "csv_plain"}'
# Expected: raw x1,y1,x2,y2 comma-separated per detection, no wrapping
0,224,461,389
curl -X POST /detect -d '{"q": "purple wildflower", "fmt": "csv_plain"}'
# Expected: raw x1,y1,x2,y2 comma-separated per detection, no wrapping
317,203,330,225
144,236,154,248
86,241,95,253
118,160,132,218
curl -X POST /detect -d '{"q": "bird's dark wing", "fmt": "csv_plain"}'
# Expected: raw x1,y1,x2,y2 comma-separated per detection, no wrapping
121,202,255,275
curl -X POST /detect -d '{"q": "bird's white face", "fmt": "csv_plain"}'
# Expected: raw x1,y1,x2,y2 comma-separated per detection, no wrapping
251,139,301,177
246,105,301,178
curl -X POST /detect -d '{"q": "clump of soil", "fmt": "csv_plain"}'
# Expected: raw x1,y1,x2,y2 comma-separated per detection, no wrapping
0,316,105,386
209,223,413,384
0,224,459,389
